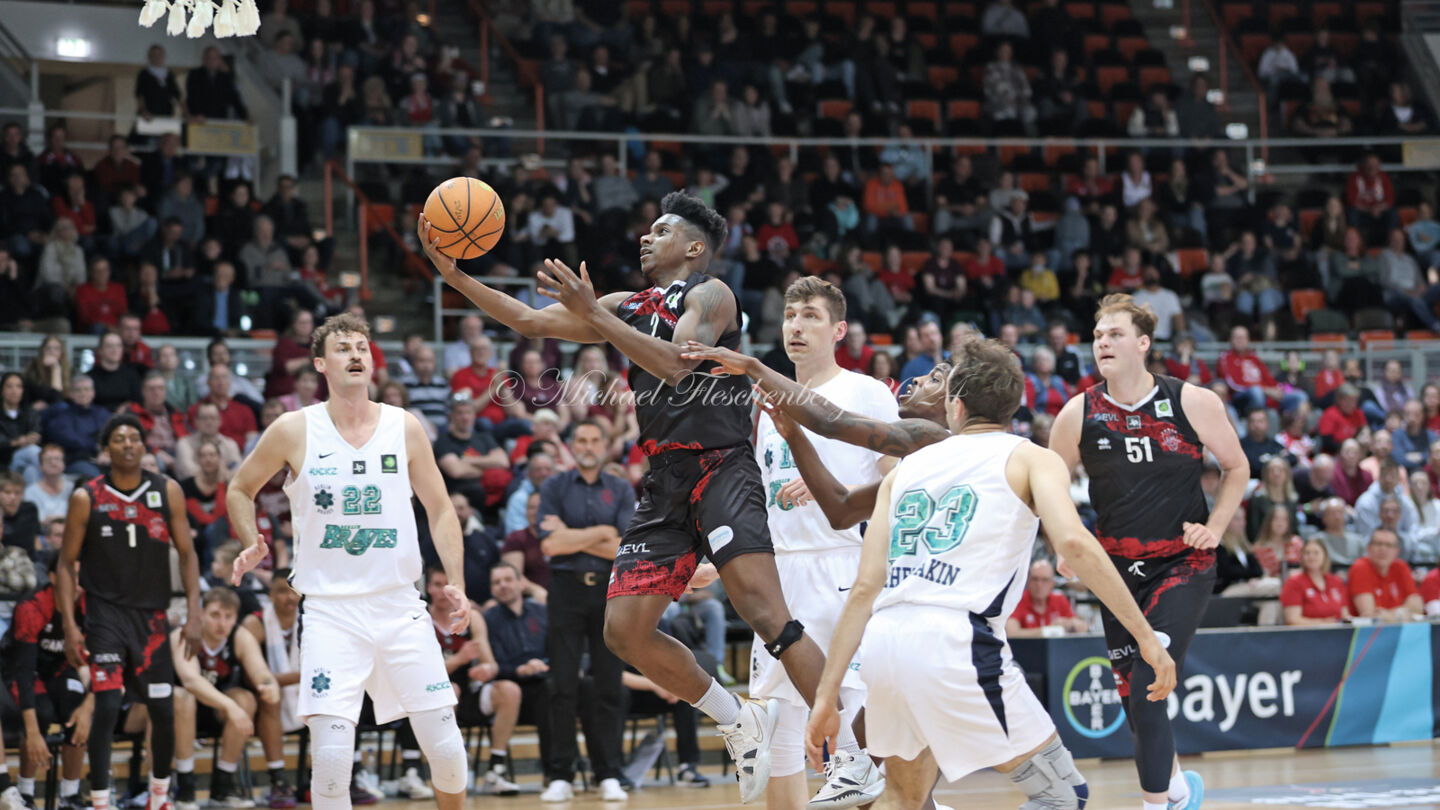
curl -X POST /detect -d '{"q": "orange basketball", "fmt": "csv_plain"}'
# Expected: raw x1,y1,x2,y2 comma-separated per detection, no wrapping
423,177,506,260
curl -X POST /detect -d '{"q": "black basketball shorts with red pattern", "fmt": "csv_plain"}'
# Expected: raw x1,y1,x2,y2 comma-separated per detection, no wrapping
85,597,174,695
607,445,773,600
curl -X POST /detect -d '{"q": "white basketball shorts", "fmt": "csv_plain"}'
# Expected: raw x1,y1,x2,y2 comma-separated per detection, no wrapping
750,548,867,706
297,585,457,724
859,603,1055,781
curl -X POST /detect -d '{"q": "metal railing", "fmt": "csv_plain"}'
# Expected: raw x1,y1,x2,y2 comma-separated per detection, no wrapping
1196,0,1268,157
468,0,545,151
0,107,262,177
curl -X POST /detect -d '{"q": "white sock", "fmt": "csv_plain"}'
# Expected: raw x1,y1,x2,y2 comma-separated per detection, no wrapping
91,787,110,810
176,758,195,774
267,761,284,771
402,751,420,761
61,779,80,798
216,761,238,774
1143,801,1166,810
835,722,862,757
691,679,741,725
18,777,34,796
149,777,170,801
1168,770,1190,804
490,749,507,758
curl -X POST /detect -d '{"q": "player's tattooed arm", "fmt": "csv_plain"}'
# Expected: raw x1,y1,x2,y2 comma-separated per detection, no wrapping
683,341,948,455
762,398,879,528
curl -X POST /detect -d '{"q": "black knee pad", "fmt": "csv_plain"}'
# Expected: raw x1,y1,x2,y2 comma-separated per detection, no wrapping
764,619,805,659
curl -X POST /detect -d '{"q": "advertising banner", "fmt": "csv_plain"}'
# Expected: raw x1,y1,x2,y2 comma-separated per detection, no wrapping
1024,624,1439,757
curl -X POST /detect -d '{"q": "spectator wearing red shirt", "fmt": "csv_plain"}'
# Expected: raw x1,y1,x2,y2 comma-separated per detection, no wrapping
51,173,97,248
1105,246,1145,292
1005,560,1087,637
1317,384,1368,453
875,245,916,305
1421,567,1439,615
1312,349,1345,407
1065,156,1114,213
397,72,436,125
91,136,143,198
755,201,799,260
1216,324,1308,415
190,364,258,450
73,257,129,334
1281,539,1350,624
118,314,153,370
834,324,874,374
862,163,913,235
1344,152,1398,243
1348,528,1423,619
450,335,509,426
963,237,1006,305
1164,334,1212,386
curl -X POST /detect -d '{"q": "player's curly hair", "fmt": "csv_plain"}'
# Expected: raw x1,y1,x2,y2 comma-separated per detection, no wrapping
100,412,147,448
661,191,726,253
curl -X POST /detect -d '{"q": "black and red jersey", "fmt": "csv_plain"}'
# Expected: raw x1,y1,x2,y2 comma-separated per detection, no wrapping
196,624,243,691
3,585,83,706
79,471,177,610
616,275,752,454
434,620,472,684
1079,374,1211,562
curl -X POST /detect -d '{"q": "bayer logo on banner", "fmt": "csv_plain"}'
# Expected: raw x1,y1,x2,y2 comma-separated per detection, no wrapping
1062,656,1126,740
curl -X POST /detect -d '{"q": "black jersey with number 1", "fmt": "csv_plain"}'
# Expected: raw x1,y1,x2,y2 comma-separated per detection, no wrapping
79,471,176,611
1079,374,1211,563
616,275,752,455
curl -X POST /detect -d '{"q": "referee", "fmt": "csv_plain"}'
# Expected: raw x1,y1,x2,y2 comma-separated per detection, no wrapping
537,420,634,803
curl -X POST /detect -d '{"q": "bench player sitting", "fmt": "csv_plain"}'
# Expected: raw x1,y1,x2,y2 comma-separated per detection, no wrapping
172,589,280,810
6,564,94,810
241,571,302,809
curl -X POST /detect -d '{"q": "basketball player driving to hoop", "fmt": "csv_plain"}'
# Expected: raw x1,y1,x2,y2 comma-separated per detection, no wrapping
419,191,831,804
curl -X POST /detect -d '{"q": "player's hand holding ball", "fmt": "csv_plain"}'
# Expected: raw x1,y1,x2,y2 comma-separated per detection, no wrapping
418,177,506,265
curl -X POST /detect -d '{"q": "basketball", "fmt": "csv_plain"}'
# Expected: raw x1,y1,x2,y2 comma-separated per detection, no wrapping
423,177,506,260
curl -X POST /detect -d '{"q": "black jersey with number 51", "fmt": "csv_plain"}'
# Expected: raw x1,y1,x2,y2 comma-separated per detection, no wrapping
1079,374,1210,562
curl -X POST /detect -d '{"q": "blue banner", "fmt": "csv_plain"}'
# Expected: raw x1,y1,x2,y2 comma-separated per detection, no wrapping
1016,624,1440,758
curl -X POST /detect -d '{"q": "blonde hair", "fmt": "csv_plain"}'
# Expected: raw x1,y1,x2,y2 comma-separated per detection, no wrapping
1095,293,1159,340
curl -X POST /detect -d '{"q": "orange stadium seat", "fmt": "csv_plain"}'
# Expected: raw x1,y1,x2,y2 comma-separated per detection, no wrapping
701,0,731,12
1044,143,1077,167
1084,34,1112,59
802,254,836,275
1355,1,1386,23
829,1,856,24
1311,333,1347,345
865,1,897,17
1095,66,1129,94
861,251,882,271
909,1,939,21
819,99,854,119
659,0,690,15
999,144,1032,166
1066,1,1096,19
928,66,959,90
870,333,893,345
949,33,980,56
916,32,937,49
784,0,817,15
1290,289,1326,324
1117,36,1148,62
901,251,930,273
907,99,941,127
627,0,651,17
1312,1,1342,23
1400,206,1419,227
947,98,981,121
1298,208,1322,235
1138,66,1171,91
1020,172,1052,193
1359,330,1396,349
1408,330,1440,341
1241,34,1269,65
1268,2,1298,28
1176,248,1208,277
1100,3,1131,28
911,212,930,235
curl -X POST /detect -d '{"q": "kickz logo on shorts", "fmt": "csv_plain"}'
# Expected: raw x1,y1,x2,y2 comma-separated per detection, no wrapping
308,467,338,477
425,681,450,693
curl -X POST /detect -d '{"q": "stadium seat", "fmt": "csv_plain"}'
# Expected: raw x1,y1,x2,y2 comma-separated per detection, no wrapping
1407,330,1440,341
1289,289,1326,324
1066,1,1095,20
949,32,980,56
1359,330,1396,349
829,0,856,24
802,254,837,275
1176,248,1208,277
627,0,652,16
1306,309,1349,335
819,99,853,119
928,65,959,90
861,251,882,271
901,251,929,273
1354,308,1395,332
1355,1,1386,24
1268,2,1299,28
865,0,897,17
1138,66,1171,92
659,0,690,15
909,0,939,20
906,99,941,128
1312,1,1342,24
1084,34,1113,59
1221,2,1250,29
1095,66,1129,94
1043,143,1077,167
1399,206,1419,227
1100,2,1131,28
1020,172,1052,193
946,98,981,121
911,212,930,235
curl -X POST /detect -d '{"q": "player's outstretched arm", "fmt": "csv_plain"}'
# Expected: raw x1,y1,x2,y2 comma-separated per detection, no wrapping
685,342,949,456
1182,383,1248,549
1021,445,1176,701
761,397,880,529
406,412,470,633
805,468,895,772
57,487,90,669
419,215,628,343
228,413,305,581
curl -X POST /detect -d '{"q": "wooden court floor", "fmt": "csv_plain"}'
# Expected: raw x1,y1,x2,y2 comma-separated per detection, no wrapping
400,743,1440,810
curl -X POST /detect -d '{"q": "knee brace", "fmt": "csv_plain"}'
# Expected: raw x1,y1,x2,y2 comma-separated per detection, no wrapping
764,619,806,660
1008,737,1088,810
407,707,467,794
307,715,355,803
